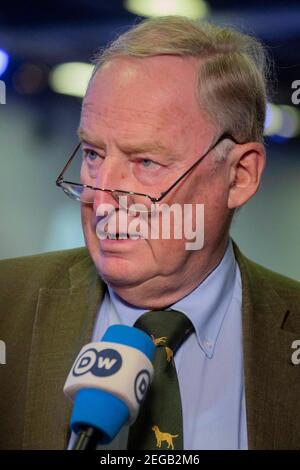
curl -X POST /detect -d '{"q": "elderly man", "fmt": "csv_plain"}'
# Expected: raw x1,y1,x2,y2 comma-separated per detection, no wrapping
0,16,300,450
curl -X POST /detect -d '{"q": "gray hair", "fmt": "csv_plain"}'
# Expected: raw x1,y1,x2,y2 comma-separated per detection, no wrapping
91,16,272,160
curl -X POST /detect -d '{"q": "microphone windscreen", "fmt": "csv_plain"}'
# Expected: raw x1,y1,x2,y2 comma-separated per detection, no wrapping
64,324,155,444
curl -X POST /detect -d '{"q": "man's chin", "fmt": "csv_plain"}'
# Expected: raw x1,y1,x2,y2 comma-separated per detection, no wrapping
94,256,145,287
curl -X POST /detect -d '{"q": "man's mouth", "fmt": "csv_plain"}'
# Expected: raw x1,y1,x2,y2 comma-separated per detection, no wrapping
97,231,143,240
94,212,148,241
108,233,130,240
114,233,128,240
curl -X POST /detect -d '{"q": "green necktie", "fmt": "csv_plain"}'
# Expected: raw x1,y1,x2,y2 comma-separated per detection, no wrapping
127,309,194,450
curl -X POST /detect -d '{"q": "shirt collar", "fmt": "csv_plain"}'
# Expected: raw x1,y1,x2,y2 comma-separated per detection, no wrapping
107,238,238,359
172,238,238,358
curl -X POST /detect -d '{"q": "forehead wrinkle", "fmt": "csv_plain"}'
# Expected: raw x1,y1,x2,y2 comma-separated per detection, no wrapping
81,96,194,135
80,102,188,152
77,126,173,156
81,100,185,126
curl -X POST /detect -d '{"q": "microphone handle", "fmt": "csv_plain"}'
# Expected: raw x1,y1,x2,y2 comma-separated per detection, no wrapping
72,426,102,450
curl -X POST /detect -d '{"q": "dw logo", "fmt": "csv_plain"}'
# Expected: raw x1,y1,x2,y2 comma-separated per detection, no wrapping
73,348,122,377
134,370,151,404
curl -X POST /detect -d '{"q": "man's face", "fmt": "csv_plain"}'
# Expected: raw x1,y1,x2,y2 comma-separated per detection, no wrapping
79,55,231,294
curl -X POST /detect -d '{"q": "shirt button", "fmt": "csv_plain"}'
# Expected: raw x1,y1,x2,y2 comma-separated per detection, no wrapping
204,339,213,349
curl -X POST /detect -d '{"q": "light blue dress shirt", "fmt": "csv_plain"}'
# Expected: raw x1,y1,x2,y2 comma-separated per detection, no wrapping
69,238,247,450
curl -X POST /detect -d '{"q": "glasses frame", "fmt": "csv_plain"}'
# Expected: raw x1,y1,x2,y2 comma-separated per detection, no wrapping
56,132,241,206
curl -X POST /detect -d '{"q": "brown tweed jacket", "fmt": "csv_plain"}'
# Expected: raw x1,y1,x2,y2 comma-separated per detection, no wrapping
0,241,300,449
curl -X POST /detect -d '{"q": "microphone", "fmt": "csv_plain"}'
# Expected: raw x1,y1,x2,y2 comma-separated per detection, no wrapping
64,324,155,450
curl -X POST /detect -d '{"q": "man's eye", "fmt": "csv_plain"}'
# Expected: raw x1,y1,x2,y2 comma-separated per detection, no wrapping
139,159,159,169
84,150,100,162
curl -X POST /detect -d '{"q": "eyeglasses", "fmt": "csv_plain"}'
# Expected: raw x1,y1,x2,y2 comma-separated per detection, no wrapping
56,132,240,214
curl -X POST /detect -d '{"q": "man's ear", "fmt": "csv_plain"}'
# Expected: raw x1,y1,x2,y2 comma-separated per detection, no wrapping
227,142,266,210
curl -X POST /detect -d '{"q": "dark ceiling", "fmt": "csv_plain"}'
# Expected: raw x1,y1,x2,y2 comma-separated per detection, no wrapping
0,0,299,104
1,0,300,26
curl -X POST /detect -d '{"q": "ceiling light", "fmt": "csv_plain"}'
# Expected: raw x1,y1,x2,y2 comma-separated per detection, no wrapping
49,62,93,98
124,0,209,19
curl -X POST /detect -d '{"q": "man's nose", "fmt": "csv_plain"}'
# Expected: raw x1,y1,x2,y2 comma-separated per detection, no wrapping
96,154,128,188
92,157,128,210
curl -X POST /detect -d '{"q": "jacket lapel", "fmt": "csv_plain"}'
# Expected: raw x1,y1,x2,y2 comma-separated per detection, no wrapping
22,255,105,450
233,242,300,449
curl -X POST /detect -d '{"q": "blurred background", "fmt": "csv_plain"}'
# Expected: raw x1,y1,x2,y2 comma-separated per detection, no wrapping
0,0,299,280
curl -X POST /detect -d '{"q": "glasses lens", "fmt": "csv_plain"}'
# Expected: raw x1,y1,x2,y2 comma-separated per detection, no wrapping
113,191,157,214
61,183,158,212
61,182,94,203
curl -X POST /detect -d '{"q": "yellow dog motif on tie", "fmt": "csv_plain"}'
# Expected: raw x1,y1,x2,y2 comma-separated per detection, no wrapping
151,335,167,346
151,336,174,362
165,346,173,362
152,425,179,450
